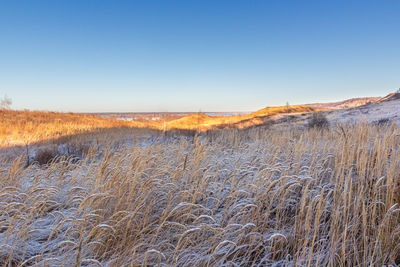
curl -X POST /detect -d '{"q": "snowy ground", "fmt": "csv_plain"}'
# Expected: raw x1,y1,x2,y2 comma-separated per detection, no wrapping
325,97,400,125
266,97,400,129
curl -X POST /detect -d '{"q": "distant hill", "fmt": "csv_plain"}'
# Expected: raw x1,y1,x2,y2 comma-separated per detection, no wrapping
307,97,381,109
323,92,400,125
166,93,400,131
166,105,319,130
268,92,400,128
376,92,400,102
167,113,212,129
251,105,316,117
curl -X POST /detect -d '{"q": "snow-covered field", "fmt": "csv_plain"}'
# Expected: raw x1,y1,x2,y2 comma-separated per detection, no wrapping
1,124,399,266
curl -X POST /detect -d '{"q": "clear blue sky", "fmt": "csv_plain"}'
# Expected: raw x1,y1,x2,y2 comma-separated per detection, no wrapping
1,1,399,112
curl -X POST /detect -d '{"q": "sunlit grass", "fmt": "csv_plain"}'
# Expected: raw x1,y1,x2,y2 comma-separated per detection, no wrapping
0,110,156,147
0,105,319,148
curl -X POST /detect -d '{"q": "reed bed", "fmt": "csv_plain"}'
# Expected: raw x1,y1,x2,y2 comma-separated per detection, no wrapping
0,123,399,266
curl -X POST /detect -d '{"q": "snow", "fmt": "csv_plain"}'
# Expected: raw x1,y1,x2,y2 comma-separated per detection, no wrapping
0,97,399,265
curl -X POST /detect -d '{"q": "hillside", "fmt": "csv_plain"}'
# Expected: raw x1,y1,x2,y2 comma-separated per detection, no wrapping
265,93,400,129
0,110,157,147
377,92,400,102
250,105,316,117
2,93,399,147
164,93,400,131
166,113,213,130
307,96,381,109
166,105,319,130
326,93,400,124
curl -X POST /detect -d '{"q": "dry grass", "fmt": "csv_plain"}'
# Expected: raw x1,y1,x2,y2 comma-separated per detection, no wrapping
0,106,320,149
0,110,156,147
0,123,399,266
166,105,319,131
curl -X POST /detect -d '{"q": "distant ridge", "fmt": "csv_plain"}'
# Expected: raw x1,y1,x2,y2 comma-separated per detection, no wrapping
377,92,400,102
251,105,316,117
307,97,381,109
166,105,318,130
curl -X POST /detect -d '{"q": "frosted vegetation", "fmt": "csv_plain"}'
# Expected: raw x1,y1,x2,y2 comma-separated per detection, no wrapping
0,124,399,266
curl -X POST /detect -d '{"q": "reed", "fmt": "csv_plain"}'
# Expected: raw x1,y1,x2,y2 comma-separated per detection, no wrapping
0,123,399,266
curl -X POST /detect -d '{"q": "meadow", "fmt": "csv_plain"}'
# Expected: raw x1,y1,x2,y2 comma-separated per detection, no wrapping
0,105,318,148
0,114,399,266
0,110,157,147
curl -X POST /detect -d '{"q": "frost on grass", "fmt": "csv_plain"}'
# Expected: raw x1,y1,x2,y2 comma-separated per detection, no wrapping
0,124,400,266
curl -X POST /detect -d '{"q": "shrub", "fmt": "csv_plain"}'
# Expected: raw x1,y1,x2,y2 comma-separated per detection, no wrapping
307,112,329,129
33,147,59,165
374,118,390,126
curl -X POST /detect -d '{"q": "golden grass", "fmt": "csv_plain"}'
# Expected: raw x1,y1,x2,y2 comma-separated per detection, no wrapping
0,123,399,266
0,105,319,147
166,105,319,131
0,110,158,147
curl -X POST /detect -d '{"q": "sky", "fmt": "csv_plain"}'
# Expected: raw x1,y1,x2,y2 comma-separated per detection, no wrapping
0,0,399,112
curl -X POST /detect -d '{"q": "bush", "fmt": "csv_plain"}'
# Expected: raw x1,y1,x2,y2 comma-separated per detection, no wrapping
33,148,59,165
374,118,390,126
308,112,329,129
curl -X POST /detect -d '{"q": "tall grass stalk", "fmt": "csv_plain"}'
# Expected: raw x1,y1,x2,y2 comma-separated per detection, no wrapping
0,123,399,266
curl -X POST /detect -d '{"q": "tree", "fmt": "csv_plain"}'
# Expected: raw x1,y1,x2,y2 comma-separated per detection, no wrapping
0,95,12,109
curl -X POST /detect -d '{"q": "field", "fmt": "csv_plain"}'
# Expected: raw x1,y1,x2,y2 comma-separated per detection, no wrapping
0,111,399,266
0,110,158,147
0,105,322,149
3,0,400,265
